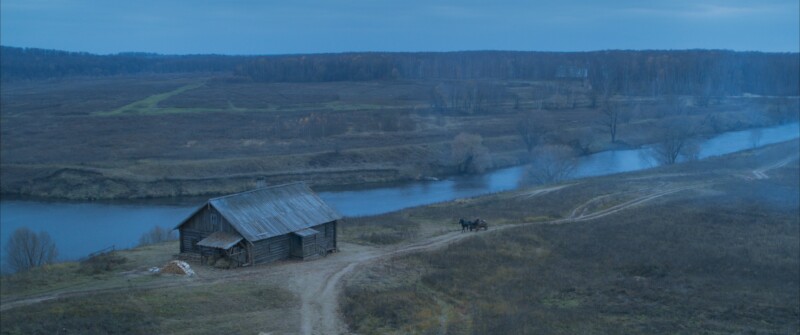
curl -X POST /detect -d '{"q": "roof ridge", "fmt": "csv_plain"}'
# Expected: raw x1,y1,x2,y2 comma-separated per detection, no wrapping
209,181,307,201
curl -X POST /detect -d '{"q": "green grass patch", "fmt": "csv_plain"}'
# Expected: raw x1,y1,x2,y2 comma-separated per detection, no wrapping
96,81,206,116
0,281,297,335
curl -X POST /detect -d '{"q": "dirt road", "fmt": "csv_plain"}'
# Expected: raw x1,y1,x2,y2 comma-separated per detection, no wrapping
0,181,724,334
284,181,710,334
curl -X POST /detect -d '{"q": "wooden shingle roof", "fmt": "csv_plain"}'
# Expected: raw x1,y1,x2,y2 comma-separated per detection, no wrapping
197,231,243,249
205,182,340,242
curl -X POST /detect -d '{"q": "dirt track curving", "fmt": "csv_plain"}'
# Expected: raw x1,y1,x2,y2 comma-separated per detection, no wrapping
751,155,799,180
0,181,709,334
288,181,710,334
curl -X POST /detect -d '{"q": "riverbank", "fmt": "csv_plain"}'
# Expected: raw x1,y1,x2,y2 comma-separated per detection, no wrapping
343,139,800,334
2,138,797,334
2,123,797,268
3,119,797,202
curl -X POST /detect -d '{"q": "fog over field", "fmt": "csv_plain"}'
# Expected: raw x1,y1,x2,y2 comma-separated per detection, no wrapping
0,1,798,334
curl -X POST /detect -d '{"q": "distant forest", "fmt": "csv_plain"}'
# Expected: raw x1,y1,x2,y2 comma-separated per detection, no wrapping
2,46,798,96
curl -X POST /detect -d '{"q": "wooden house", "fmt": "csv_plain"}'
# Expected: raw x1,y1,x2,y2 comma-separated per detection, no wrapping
175,182,341,267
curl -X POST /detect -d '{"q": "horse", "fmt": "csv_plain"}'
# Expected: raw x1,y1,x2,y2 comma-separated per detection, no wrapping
459,218,489,232
458,218,471,232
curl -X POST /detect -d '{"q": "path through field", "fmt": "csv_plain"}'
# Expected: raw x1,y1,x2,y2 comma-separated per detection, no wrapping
750,155,799,180
0,181,711,334
289,181,711,334
8,148,795,334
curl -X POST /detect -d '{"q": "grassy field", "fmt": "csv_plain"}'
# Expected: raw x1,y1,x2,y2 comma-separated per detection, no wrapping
2,74,794,200
1,278,297,335
0,241,299,335
0,141,797,334
0,242,177,299
342,141,800,334
97,81,207,116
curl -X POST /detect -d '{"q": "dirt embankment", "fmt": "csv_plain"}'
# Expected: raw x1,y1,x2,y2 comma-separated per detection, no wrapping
0,163,412,200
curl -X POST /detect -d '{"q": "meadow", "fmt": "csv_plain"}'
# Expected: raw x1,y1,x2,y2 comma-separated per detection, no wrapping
342,141,800,334
2,74,794,200
0,140,797,334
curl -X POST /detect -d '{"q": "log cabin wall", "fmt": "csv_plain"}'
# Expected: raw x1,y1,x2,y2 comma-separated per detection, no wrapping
311,221,337,253
179,206,235,254
176,182,342,266
252,235,291,264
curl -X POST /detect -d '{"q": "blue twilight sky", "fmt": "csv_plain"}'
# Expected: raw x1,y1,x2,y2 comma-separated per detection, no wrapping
1,0,798,55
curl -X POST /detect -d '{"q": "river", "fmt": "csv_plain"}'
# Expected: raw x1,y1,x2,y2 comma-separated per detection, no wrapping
1,122,798,268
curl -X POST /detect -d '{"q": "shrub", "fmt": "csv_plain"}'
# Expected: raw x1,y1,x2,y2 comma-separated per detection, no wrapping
138,226,177,246
79,252,127,274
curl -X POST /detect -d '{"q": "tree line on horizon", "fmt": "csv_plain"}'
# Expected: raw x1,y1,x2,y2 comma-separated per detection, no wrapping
2,46,798,96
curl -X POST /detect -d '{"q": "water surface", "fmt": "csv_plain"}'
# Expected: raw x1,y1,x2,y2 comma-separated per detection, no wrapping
1,122,797,269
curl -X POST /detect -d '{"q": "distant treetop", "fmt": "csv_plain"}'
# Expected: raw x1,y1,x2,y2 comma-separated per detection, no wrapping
2,46,797,96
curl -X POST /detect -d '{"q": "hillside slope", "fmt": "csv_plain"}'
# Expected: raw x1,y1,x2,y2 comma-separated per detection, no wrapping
1,140,797,334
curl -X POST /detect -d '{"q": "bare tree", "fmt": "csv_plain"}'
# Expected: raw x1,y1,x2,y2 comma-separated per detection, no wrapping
430,81,504,115
138,226,178,246
516,111,544,153
4,227,58,272
651,119,701,165
599,100,627,143
590,65,616,107
525,145,578,184
451,132,491,174
568,127,595,156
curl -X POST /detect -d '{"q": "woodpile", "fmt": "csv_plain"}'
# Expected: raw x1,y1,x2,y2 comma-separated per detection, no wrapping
160,260,195,276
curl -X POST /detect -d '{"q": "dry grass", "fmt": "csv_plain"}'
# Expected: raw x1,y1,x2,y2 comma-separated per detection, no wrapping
0,280,298,335
343,141,800,334
1,142,797,334
3,74,793,200
0,242,178,299
0,239,300,334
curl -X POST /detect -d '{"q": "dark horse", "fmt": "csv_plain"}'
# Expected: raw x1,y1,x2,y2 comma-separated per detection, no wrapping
459,218,471,232
459,218,489,232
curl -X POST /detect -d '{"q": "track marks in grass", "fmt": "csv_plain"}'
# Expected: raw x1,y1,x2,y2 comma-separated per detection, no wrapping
96,81,206,116
750,155,799,180
563,183,712,222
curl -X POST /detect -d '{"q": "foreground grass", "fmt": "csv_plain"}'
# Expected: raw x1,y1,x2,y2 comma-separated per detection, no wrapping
1,281,297,335
0,242,177,299
343,142,800,334
0,240,299,334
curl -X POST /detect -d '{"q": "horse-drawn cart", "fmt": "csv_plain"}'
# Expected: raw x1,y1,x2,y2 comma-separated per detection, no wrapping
459,218,489,232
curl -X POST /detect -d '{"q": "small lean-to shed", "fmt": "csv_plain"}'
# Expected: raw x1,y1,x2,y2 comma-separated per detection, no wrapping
175,182,341,267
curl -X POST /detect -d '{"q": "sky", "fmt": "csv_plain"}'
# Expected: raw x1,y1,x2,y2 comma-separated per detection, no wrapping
1,0,798,55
